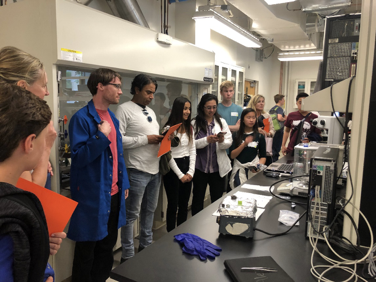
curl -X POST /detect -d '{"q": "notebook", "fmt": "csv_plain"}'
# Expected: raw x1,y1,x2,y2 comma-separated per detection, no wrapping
224,256,294,282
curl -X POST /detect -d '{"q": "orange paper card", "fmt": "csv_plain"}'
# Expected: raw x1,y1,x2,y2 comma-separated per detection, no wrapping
157,123,182,158
263,118,270,133
16,178,78,235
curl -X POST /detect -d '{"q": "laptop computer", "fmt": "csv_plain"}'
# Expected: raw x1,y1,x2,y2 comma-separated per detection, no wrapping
264,160,294,174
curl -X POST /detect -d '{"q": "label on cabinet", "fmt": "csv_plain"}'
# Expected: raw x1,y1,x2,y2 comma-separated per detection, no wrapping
61,48,83,62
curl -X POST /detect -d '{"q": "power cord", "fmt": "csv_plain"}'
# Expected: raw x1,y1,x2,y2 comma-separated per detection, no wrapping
252,175,309,237
267,174,308,206
254,210,307,237
309,200,373,282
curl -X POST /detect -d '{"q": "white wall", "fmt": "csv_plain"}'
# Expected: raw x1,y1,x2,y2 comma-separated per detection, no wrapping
286,60,320,114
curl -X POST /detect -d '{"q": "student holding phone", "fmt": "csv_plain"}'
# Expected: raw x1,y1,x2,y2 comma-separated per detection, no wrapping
191,94,232,215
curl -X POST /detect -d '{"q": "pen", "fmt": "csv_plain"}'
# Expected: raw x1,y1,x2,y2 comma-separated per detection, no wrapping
241,267,277,272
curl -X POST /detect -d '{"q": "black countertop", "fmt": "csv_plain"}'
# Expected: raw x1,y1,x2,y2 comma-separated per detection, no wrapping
110,156,346,282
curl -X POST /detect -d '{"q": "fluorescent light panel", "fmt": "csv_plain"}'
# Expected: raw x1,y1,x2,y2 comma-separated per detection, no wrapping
265,0,295,5
278,50,323,61
193,11,262,48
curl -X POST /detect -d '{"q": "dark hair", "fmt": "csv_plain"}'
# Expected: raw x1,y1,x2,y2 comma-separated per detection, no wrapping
274,94,285,104
130,74,158,95
194,93,222,135
234,108,259,148
0,84,51,162
87,68,121,96
296,92,309,101
154,92,166,102
164,97,192,143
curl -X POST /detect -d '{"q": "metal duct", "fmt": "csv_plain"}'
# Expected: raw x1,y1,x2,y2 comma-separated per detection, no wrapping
299,0,351,13
75,0,93,5
112,0,150,28
106,0,121,17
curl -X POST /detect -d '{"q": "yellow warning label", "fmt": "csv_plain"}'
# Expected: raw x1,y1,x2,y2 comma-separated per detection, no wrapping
61,48,82,54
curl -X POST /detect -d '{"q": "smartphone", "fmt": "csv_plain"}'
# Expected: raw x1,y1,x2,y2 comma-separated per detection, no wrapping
217,131,226,137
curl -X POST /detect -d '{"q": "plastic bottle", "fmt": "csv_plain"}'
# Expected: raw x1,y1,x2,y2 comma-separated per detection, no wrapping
301,132,308,147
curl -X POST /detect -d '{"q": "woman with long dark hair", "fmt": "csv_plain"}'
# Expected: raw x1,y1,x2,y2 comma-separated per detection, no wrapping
162,97,196,231
229,108,266,189
191,94,232,215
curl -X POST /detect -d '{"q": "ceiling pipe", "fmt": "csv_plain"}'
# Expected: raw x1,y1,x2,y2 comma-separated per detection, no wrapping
112,0,150,28
76,0,149,28
75,0,93,5
106,0,121,17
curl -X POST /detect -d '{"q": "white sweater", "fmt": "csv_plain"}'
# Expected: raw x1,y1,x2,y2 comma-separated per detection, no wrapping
191,117,232,178
115,101,160,174
169,132,196,179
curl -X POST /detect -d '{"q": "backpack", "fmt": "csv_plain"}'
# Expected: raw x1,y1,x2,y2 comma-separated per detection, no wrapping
0,183,50,282
269,106,282,131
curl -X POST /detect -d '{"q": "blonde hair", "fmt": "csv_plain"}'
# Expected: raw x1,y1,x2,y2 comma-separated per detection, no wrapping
247,94,266,114
220,80,234,93
0,46,44,86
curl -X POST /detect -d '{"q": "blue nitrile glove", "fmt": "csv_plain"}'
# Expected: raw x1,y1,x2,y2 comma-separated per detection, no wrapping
43,263,55,282
174,233,222,261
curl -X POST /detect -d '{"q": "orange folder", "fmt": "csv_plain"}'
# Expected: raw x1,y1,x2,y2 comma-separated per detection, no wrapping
157,123,182,158
16,178,78,236
263,118,270,133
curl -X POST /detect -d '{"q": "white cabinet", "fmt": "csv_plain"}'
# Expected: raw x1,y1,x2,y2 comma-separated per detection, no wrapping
211,62,245,107
292,79,317,109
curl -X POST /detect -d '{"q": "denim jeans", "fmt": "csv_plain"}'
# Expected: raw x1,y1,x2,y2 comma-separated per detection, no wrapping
272,129,284,162
121,168,161,259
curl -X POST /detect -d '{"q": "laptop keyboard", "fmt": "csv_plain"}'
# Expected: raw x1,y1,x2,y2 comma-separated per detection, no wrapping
279,164,294,172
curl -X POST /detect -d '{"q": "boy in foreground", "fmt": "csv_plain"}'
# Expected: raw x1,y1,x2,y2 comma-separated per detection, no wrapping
0,84,55,281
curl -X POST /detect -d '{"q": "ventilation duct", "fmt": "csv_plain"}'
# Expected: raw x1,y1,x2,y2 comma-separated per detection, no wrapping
76,0,93,5
299,0,351,13
111,0,149,28
77,0,149,28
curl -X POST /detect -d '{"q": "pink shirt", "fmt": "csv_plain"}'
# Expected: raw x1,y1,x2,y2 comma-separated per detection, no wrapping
96,109,119,195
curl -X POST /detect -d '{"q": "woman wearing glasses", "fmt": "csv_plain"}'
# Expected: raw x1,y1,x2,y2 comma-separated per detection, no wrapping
191,94,232,215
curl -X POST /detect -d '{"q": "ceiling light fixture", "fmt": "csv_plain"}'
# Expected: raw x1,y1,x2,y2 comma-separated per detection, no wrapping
278,50,323,61
192,10,262,48
264,0,295,5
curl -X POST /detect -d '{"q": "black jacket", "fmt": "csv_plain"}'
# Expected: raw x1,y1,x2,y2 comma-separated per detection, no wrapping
0,182,49,282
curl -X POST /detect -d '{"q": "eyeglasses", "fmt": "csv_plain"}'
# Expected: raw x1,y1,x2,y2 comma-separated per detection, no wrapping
107,83,122,89
204,106,217,110
142,108,153,123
